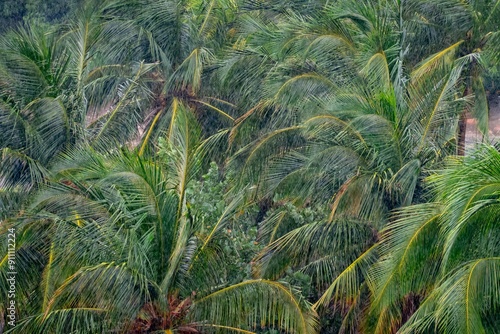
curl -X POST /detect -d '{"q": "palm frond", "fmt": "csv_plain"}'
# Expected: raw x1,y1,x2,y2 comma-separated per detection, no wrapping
193,279,319,334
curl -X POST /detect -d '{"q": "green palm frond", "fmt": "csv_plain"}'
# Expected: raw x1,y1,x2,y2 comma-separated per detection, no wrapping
255,218,376,287
193,279,319,334
399,257,500,334
346,144,500,332
44,262,154,319
314,243,379,310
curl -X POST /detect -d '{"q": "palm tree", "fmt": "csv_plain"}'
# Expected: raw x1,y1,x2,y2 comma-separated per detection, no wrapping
396,145,500,333
0,104,318,333
315,145,500,333
411,0,500,154
252,44,475,331
455,0,500,154
102,0,247,154
0,0,253,207
221,1,478,331
0,4,157,203
228,0,469,225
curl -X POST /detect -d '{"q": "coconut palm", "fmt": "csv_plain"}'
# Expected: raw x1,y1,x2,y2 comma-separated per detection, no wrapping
223,0,465,191
451,0,500,153
1,0,259,227
0,5,157,206
396,145,500,333
0,103,318,333
228,0,471,228
101,0,248,155
251,44,476,330
315,145,500,333
221,2,481,331
412,0,500,154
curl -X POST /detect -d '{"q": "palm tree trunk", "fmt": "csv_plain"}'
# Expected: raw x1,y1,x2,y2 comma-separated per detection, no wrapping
457,86,471,155
0,308,4,334
457,111,467,156
256,197,273,224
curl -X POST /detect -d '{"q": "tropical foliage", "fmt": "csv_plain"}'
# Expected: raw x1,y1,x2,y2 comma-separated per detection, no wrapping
1,0,499,333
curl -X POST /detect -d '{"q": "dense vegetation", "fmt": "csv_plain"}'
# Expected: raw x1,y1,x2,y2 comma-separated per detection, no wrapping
0,0,499,333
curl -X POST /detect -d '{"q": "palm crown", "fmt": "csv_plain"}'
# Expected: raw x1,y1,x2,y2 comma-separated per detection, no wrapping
0,105,318,333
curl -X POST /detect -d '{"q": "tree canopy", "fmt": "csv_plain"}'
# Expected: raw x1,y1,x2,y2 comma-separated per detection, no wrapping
1,0,499,333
